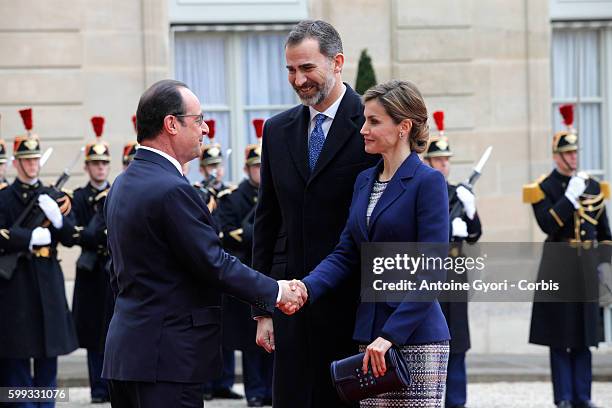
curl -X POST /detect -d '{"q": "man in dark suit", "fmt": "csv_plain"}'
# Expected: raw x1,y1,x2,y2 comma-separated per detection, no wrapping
102,79,306,408
252,20,378,407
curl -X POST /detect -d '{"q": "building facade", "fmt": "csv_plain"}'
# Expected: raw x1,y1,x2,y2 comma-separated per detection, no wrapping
1,0,611,351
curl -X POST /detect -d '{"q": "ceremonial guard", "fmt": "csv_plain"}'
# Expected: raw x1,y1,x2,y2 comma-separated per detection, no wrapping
71,117,112,403
0,108,78,397
425,110,482,408
215,119,272,407
523,104,610,408
122,115,139,170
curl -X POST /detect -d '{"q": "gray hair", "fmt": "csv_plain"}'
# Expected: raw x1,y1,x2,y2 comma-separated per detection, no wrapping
286,20,343,59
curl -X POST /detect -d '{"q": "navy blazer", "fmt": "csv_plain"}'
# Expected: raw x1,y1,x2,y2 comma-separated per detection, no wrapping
302,152,451,346
102,148,279,383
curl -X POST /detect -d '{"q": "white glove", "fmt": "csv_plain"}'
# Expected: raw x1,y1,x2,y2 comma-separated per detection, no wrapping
29,227,51,249
564,176,587,209
38,194,63,229
451,217,468,238
456,185,476,220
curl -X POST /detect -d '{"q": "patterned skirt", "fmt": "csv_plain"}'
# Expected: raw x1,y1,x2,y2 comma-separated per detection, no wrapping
359,341,449,408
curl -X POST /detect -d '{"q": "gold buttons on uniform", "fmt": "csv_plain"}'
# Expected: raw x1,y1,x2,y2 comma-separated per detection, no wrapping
581,230,586,236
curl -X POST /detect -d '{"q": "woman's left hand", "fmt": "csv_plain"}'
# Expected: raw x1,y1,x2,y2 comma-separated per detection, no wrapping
362,337,393,378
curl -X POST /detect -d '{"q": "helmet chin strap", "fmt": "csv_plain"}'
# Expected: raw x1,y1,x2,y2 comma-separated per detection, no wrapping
559,152,576,175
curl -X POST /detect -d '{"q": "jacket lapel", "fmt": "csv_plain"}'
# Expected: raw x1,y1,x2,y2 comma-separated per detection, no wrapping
284,106,311,183
368,152,422,236
309,84,363,183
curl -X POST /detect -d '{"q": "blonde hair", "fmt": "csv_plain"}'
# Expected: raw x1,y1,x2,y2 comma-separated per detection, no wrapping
363,80,429,153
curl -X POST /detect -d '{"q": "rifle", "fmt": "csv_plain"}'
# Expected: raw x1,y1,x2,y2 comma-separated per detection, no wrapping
0,148,83,280
449,146,492,221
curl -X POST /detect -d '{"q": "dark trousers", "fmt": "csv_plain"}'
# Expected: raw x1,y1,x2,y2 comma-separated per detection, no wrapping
242,349,273,400
203,348,234,392
86,350,109,400
109,379,203,408
445,352,467,408
550,347,592,404
0,357,57,408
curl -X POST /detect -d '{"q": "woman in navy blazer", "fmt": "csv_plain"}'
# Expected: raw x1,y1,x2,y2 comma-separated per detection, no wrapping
301,80,451,407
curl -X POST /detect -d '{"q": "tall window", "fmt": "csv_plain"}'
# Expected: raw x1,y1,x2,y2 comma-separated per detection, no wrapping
551,28,603,175
173,26,297,182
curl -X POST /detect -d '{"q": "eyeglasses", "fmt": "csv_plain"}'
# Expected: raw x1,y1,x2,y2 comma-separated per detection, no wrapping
173,113,204,126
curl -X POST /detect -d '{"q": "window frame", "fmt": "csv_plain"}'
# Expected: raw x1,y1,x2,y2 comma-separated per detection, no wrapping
170,24,298,181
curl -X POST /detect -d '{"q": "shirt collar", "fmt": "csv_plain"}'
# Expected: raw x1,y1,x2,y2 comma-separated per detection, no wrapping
138,146,183,175
308,82,347,123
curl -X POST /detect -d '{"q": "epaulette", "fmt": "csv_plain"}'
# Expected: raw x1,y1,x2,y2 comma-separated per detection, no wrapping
61,188,74,200
522,174,547,204
0,182,7,191
600,181,610,200
217,185,238,199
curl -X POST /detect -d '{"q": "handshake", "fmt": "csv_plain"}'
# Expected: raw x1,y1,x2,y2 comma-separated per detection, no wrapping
276,279,308,315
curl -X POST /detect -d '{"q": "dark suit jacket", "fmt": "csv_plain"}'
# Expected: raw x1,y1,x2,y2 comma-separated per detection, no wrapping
252,84,379,408
102,148,279,383
303,152,451,346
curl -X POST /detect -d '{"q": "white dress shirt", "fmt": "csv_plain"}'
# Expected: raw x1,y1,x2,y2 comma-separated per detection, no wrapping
138,146,183,175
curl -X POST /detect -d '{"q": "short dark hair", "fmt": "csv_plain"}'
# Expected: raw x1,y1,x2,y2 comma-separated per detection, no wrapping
286,20,343,59
136,79,189,142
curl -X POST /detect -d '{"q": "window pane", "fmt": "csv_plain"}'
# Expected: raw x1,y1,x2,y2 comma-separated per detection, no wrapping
552,29,600,99
241,32,296,106
551,29,602,172
174,32,228,105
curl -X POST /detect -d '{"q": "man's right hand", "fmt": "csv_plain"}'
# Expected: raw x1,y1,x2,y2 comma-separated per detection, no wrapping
256,316,275,353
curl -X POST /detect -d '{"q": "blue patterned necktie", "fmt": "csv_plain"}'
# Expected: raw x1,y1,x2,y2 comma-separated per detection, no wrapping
309,113,327,171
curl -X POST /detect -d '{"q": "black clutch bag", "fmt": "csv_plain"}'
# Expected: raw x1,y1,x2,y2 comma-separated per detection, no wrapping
330,347,411,403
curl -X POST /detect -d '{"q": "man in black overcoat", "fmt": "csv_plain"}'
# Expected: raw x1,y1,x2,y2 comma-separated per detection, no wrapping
252,20,378,407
